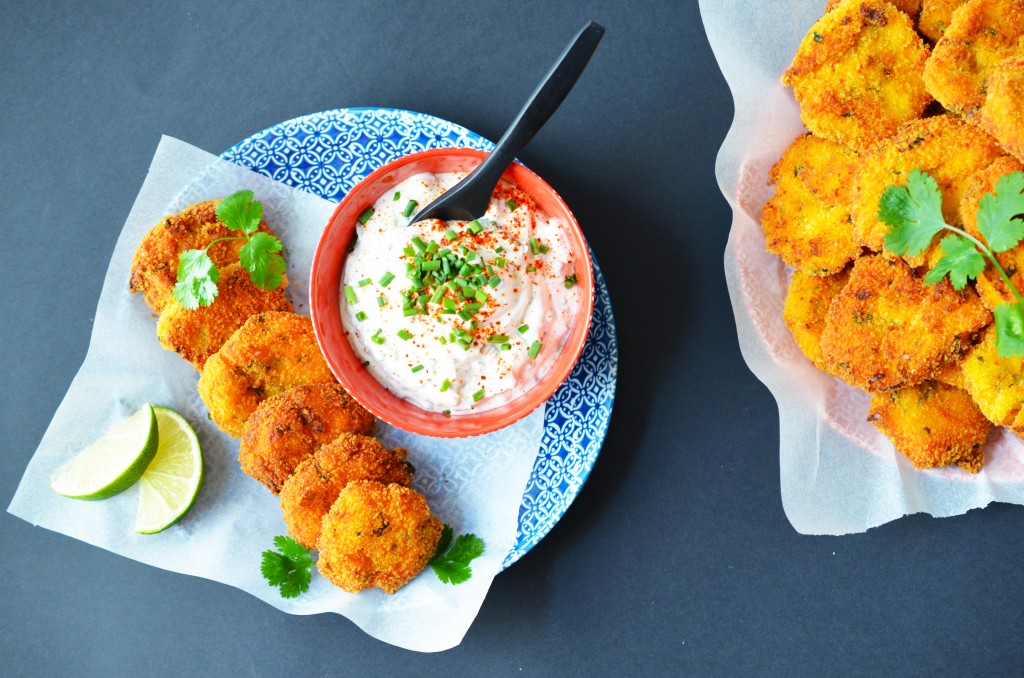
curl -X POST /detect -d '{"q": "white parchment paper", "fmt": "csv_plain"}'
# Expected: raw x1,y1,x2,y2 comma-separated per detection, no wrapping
700,0,1024,534
7,136,542,652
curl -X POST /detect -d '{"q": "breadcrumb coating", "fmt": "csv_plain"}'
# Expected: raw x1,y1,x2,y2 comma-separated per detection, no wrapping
919,0,968,42
868,380,990,471
762,133,862,275
239,384,377,493
156,264,292,369
198,312,336,437
961,326,1024,425
819,255,991,391
316,481,442,595
978,56,1024,163
784,267,852,372
783,0,932,151
280,433,414,550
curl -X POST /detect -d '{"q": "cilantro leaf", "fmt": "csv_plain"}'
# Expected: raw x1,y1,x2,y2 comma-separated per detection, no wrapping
240,231,286,290
172,249,219,309
429,525,485,585
995,302,1024,358
261,535,313,599
976,172,1024,253
880,168,947,257
216,189,263,235
924,234,986,290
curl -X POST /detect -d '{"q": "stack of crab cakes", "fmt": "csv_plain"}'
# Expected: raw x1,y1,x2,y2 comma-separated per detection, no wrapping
765,0,1024,472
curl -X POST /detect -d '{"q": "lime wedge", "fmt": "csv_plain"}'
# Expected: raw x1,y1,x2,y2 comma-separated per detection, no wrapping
135,407,204,534
51,403,158,500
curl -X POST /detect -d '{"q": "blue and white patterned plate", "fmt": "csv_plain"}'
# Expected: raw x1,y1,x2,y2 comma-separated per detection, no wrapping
222,108,618,568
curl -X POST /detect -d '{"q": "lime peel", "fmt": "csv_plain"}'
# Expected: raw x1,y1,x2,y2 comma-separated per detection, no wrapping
135,407,204,534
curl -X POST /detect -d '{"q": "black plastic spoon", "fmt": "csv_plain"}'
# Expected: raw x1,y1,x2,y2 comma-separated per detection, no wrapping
408,20,605,225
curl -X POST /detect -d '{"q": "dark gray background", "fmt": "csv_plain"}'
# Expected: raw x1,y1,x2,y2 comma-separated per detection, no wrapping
2,1,1021,675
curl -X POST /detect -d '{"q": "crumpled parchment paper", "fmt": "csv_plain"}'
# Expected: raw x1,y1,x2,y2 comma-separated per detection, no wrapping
8,135,543,652
700,0,1024,534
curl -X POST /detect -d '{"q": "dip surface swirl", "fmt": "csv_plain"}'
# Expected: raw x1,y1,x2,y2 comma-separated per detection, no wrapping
340,172,580,414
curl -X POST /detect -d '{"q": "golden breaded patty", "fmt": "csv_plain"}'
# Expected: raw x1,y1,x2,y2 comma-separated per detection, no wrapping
919,0,968,42
819,255,991,391
850,115,1004,264
783,0,932,151
239,384,377,493
198,312,336,437
923,0,1024,116
129,199,280,313
867,380,991,471
784,267,852,371
979,56,1024,163
280,433,414,549
933,358,968,388
316,480,442,595
761,133,862,275
156,264,292,370
959,156,1024,311
961,326,1024,424
826,0,923,17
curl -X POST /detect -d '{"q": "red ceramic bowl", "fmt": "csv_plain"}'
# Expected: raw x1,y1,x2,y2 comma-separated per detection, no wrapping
309,147,594,437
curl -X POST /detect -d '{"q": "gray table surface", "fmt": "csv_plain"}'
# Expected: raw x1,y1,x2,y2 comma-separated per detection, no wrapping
2,1,1022,675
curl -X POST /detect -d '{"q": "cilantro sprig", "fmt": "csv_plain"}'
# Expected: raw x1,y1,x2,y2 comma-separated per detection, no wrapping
429,524,485,585
171,190,286,309
261,535,313,599
880,168,1024,357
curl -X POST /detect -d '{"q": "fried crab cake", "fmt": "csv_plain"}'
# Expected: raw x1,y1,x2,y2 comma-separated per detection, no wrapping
961,326,1024,426
239,384,376,493
819,255,991,391
761,133,862,275
959,157,1024,311
923,0,1024,116
782,0,932,151
850,115,1005,264
784,267,852,371
867,380,991,471
129,199,281,313
198,311,336,437
978,56,1024,163
919,0,968,42
156,264,292,370
280,433,414,550
316,481,442,595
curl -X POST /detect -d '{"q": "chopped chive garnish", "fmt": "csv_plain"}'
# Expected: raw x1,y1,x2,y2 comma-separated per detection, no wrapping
488,275,501,288
518,324,529,334
494,256,506,268
398,329,413,341
505,198,518,211
362,360,370,367
411,364,424,373
371,328,385,345
344,286,357,304
379,271,395,286
430,287,445,304
427,241,439,254
402,308,420,317
501,343,511,350
487,335,510,344
393,191,401,201
421,260,441,271
528,340,542,359
440,379,451,392
403,246,416,257
466,250,477,261
443,297,456,311
472,388,485,402
355,311,368,321
358,277,372,287
358,208,375,224
445,229,458,241
442,409,451,415
495,246,504,253
539,244,550,254
529,238,541,255
457,310,472,321
411,236,427,252
527,265,537,273
564,274,578,289
403,200,418,218
468,220,483,234
475,289,489,303
377,295,385,307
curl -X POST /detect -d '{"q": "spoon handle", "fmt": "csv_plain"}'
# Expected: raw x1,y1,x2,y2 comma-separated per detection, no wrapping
471,20,605,191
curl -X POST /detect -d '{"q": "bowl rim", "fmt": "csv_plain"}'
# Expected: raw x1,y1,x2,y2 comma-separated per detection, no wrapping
309,147,594,437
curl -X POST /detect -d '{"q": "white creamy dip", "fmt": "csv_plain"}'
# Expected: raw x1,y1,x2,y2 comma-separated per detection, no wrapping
340,172,580,414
